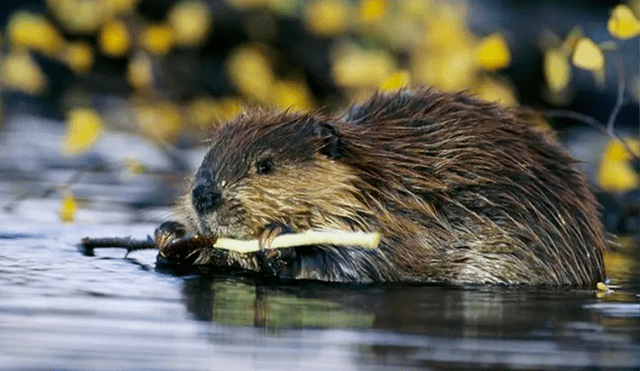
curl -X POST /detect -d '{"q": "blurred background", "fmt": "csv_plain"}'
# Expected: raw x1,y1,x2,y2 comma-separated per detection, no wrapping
0,0,637,235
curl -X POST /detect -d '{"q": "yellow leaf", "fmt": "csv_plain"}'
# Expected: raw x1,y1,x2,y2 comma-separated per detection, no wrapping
607,5,640,39
127,53,153,90
332,46,395,87
572,38,604,71
8,11,64,56
123,158,147,174
2,52,47,95
47,0,106,34
597,138,640,192
544,49,571,92
106,0,141,15
226,0,267,9
217,96,244,122
272,79,314,111
471,77,517,106
421,4,473,51
188,95,219,126
99,20,131,57
135,102,182,143
305,0,349,37
64,41,94,74
63,108,104,155
187,96,244,126
59,189,77,223
169,0,212,46
398,0,432,19
379,70,411,91
265,0,297,15
226,44,275,102
476,33,511,71
140,23,174,55
560,26,583,55
358,0,387,24
412,48,476,91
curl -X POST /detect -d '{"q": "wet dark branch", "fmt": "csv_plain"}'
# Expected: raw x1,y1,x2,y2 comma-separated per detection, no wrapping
80,236,157,257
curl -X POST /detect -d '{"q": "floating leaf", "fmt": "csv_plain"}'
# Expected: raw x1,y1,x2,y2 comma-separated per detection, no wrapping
607,5,640,40
572,38,604,71
597,138,640,192
169,0,212,47
476,33,511,71
63,108,104,155
59,189,77,223
305,0,349,37
544,49,571,92
99,20,130,57
124,158,147,174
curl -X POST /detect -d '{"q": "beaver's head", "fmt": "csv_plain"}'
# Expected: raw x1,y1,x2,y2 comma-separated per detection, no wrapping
178,111,375,240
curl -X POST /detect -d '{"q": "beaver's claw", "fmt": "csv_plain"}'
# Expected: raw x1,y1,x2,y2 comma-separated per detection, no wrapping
257,222,295,276
258,222,293,250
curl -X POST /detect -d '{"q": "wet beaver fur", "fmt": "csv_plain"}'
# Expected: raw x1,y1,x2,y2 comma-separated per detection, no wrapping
166,88,606,286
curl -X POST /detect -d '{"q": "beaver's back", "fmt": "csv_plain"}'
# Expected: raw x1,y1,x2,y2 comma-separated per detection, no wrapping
334,89,605,285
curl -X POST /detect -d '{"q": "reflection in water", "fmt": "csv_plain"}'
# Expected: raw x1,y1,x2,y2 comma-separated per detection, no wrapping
180,275,639,369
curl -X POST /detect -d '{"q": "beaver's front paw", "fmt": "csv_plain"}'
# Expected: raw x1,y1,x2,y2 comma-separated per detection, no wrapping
154,221,215,264
154,221,189,252
257,222,296,277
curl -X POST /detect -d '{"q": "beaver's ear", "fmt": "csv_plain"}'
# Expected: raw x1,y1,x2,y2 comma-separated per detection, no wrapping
314,122,343,160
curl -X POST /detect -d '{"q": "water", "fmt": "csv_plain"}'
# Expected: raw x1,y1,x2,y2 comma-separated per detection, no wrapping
0,116,638,370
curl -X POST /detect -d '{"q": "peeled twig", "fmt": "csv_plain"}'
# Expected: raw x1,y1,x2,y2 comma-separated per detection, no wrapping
214,230,382,253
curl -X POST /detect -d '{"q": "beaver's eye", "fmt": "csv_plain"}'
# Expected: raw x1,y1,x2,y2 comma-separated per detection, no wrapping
256,159,274,175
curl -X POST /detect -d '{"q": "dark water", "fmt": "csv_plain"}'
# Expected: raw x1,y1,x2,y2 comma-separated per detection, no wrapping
1,116,638,370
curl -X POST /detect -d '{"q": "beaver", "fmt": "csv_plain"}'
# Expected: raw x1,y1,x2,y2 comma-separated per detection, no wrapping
163,88,606,286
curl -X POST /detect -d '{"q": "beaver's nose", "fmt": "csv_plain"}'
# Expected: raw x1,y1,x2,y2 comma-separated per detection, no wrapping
192,169,222,215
